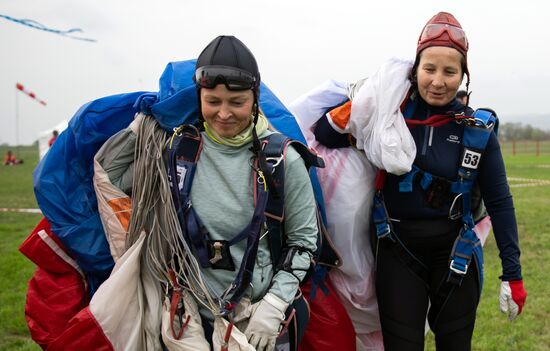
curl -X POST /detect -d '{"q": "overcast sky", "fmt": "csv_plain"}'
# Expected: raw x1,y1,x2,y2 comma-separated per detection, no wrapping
1,0,549,145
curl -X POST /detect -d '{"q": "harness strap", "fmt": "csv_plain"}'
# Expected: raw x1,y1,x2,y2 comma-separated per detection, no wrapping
224,180,269,310
262,134,287,266
166,126,212,267
405,114,471,128
261,133,341,310
165,125,274,313
372,191,392,240
220,320,234,351
445,108,495,293
185,207,211,267
168,269,191,340
429,228,483,326
261,133,325,265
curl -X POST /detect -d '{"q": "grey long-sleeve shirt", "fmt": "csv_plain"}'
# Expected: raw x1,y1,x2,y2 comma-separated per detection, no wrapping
190,130,318,305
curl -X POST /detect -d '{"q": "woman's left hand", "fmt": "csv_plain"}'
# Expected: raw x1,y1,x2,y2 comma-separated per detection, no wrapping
499,279,527,321
244,292,288,351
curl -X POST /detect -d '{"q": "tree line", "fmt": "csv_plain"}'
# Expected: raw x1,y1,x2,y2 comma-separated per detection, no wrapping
498,122,550,141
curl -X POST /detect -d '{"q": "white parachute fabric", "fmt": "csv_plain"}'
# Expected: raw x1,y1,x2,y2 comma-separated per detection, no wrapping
88,232,163,350
93,157,130,262
161,292,211,351
93,115,141,262
291,79,350,142
212,317,256,351
346,57,416,175
289,80,382,345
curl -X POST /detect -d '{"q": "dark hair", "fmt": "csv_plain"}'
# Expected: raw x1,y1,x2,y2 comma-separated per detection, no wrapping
456,90,468,98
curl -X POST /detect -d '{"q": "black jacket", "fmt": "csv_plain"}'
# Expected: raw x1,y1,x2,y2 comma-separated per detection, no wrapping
314,96,522,281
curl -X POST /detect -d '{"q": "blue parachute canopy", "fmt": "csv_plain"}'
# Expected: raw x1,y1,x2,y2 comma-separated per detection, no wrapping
33,92,146,291
34,59,324,296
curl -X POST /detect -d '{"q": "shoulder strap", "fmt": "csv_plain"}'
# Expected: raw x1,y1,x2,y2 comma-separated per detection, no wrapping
261,133,339,270
452,108,497,203
262,132,325,220
261,133,291,266
165,125,202,220
447,108,496,280
263,133,325,169
165,125,212,267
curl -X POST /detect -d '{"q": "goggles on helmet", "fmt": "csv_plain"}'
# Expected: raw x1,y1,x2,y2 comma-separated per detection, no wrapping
419,23,468,53
194,65,257,91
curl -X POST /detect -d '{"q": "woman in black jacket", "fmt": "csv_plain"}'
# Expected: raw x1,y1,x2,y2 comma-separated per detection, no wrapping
313,11,527,351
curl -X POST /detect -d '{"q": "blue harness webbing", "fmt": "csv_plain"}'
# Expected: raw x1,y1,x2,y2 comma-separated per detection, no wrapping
260,133,334,266
262,134,343,306
372,106,497,324
165,125,270,311
164,127,337,310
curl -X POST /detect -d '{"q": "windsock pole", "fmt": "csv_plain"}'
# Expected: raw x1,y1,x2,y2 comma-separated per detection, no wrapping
15,88,19,147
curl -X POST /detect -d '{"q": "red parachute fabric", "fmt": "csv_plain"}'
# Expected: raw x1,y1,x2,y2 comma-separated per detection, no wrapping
19,218,89,349
47,307,113,351
299,277,356,351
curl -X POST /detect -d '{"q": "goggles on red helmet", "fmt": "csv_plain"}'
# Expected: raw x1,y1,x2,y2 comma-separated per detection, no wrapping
418,23,468,54
194,65,257,91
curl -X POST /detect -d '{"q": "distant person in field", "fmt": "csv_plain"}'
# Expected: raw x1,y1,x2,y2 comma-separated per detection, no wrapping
49,130,59,147
3,150,23,165
456,89,468,105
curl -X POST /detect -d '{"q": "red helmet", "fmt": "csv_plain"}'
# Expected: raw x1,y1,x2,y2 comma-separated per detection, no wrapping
417,12,468,56
416,12,470,83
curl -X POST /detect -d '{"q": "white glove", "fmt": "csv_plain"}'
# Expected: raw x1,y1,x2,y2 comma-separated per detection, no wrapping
244,292,288,351
499,280,527,321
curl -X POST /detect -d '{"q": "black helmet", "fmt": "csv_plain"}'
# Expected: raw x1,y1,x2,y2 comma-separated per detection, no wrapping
194,36,260,93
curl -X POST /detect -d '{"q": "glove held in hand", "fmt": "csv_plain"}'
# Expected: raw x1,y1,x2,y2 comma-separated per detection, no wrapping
499,280,527,321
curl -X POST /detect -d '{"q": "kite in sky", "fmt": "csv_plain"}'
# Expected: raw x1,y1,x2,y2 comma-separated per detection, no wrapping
1,14,96,42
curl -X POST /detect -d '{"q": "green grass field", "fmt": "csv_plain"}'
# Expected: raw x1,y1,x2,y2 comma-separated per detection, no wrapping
1,145,549,350
429,153,550,351
1,145,41,351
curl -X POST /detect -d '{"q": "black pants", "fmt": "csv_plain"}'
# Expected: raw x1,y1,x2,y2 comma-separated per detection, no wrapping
373,218,480,351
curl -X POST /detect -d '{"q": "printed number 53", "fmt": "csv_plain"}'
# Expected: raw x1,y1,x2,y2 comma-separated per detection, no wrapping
463,151,480,167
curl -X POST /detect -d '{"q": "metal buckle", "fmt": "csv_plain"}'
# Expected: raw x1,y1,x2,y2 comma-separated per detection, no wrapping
455,116,475,126
376,225,392,240
259,225,269,241
266,156,283,170
473,117,495,129
449,259,468,275
249,155,280,172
